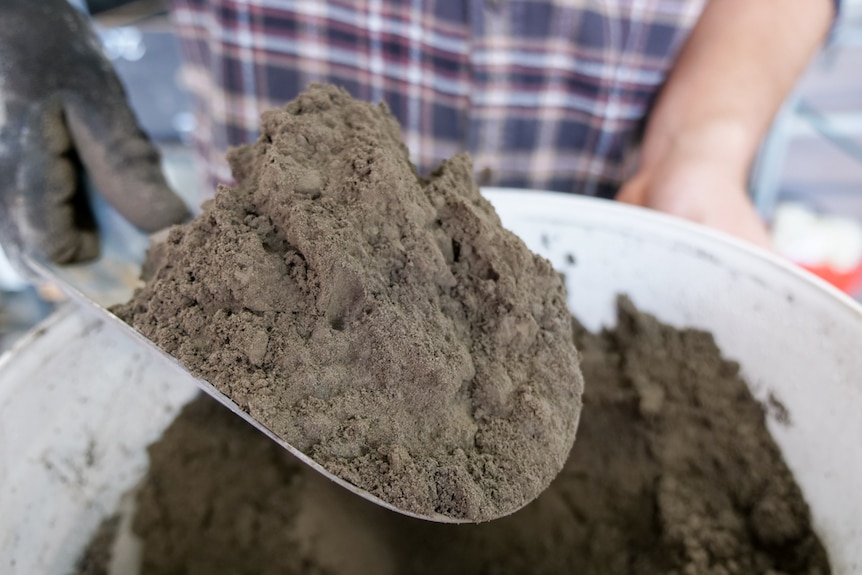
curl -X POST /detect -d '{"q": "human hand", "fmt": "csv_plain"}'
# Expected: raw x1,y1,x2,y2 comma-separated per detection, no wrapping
0,0,189,268
617,146,772,249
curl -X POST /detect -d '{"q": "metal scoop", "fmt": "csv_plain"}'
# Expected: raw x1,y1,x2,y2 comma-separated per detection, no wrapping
21,197,468,524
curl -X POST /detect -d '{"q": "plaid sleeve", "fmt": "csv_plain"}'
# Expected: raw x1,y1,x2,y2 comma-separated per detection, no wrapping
171,0,706,200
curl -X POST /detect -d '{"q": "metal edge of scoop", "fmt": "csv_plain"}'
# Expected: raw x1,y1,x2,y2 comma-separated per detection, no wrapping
19,250,470,525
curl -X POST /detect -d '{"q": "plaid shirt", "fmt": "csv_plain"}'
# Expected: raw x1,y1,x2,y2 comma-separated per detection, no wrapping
171,0,709,199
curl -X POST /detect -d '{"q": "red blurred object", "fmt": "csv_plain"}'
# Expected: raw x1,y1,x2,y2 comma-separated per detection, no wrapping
798,262,862,295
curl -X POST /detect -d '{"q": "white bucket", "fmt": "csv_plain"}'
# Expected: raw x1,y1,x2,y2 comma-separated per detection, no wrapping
1,189,861,574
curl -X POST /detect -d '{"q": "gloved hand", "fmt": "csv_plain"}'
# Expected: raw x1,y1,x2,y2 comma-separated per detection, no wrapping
0,0,190,267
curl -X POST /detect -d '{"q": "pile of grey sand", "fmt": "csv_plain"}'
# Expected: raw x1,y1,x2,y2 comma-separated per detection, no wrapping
79,298,830,575
112,84,583,523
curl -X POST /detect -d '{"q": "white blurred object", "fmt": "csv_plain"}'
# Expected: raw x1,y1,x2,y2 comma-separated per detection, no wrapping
772,202,862,273
66,0,88,13
0,247,28,291
100,27,146,62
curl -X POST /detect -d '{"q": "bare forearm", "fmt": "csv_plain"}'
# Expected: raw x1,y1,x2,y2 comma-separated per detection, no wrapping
640,0,835,181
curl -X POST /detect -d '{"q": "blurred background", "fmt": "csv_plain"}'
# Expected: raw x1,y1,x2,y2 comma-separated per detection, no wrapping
2,0,862,351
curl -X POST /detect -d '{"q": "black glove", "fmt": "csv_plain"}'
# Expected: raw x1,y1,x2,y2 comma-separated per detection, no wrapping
0,0,190,267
